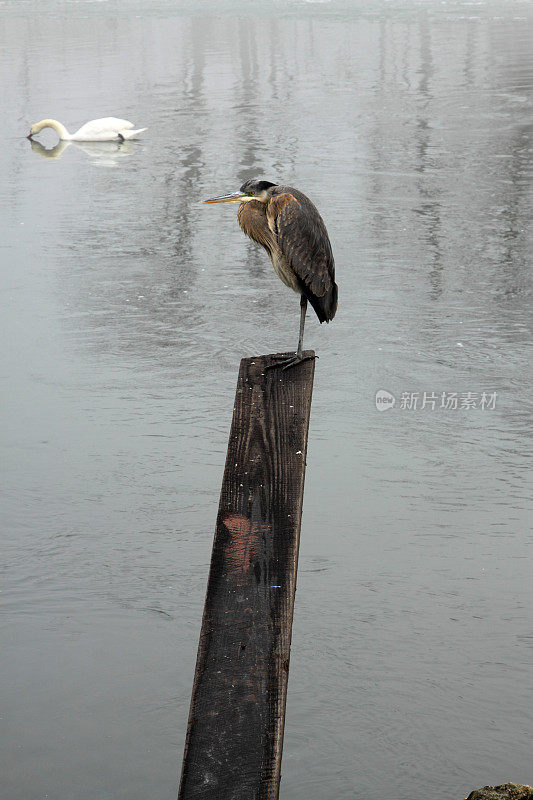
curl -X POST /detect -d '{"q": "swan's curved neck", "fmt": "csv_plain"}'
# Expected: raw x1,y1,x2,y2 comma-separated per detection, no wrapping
32,119,71,140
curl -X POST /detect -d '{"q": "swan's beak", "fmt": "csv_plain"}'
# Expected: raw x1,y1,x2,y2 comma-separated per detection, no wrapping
203,191,254,204
26,132,33,139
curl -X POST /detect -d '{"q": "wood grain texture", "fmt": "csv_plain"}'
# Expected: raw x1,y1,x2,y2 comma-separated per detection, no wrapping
178,352,315,800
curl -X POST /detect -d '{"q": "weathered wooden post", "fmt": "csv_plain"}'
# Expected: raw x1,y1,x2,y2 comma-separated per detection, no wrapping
178,352,315,800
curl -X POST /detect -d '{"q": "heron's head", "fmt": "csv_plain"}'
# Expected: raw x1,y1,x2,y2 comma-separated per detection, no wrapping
203,179,277,205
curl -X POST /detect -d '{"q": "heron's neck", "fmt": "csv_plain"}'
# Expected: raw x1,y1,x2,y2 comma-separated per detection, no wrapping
33,119,71,140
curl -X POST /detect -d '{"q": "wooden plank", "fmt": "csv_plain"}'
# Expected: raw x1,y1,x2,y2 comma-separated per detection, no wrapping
178,351,315,800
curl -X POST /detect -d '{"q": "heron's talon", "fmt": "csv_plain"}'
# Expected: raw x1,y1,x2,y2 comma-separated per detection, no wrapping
264,353,295,371
281,354,315,371
266,353,316,372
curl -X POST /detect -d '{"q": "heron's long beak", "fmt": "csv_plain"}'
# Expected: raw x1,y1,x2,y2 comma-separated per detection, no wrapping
203,191,253,204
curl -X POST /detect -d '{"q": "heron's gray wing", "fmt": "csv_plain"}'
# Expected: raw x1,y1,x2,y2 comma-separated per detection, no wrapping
266,192,334,299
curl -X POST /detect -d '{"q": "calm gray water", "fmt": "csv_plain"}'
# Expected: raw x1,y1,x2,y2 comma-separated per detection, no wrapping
1,1,532,798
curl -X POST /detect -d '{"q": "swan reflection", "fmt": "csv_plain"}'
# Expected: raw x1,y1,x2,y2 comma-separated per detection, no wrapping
29,138,136,166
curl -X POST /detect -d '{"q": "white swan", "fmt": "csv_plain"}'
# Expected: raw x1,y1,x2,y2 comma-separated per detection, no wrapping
27,117,147,142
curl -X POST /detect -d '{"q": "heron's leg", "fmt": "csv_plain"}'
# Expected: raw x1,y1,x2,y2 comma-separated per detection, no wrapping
266,295,316,371
296,294,307,358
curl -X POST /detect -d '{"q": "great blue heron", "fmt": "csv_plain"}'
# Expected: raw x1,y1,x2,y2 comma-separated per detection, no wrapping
203,179,338,369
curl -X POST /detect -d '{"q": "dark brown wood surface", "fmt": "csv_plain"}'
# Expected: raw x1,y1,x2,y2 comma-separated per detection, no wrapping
178,352,315,800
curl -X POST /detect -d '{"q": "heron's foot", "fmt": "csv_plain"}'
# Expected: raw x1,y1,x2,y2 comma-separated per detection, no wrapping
265,352,316,372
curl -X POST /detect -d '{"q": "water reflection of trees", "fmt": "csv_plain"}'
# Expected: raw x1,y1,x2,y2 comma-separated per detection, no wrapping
366,7,531,329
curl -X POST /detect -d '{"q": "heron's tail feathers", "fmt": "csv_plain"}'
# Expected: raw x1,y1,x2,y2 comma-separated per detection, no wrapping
308,280,338,324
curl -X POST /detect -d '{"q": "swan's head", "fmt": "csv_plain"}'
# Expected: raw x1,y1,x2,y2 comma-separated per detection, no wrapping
26,120,60,139
27,121,44,139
